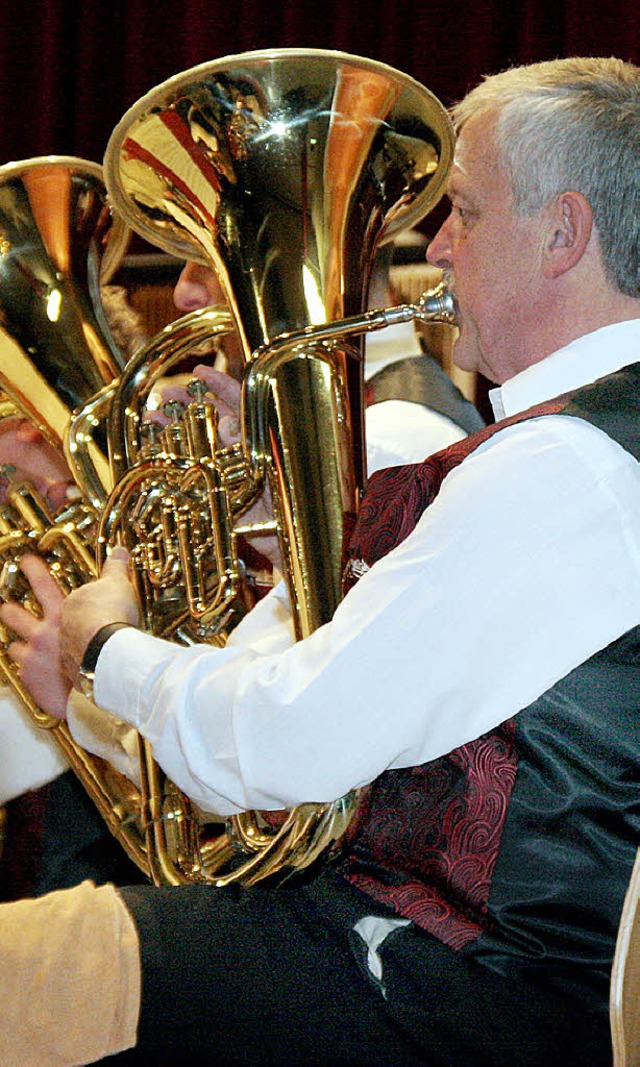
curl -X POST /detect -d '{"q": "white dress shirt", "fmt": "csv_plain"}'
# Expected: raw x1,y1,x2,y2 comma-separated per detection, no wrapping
72,319,640,817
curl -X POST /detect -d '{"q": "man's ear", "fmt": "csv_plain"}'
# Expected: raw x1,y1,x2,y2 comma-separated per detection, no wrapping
542,191,594,278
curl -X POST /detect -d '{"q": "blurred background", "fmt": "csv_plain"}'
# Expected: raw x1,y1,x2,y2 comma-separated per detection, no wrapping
0,0,636,410
3,0,636,182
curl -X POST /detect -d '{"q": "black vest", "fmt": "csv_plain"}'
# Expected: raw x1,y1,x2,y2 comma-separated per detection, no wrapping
339,363,640,1014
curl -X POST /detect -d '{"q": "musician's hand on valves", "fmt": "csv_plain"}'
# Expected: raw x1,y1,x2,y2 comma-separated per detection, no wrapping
148,364,242,446
60,546,140,685
148,365,281,569
0,554,72,718
191,365,242,445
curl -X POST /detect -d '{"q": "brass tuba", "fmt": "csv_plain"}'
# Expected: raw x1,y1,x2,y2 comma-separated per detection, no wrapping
92,49,456,886
2,52,457,886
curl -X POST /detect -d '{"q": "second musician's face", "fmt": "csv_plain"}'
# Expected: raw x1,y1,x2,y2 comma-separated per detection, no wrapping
427,111,548,385
173,262,226,312
173,262,246,377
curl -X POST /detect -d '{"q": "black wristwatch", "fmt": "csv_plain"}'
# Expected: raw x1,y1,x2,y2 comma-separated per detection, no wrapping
75,622,132,701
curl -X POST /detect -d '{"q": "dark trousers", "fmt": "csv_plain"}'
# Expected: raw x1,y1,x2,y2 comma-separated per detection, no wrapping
0,770,144,900
115,868,612,1067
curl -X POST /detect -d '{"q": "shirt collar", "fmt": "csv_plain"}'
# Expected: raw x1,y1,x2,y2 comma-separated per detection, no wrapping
490,320,640,420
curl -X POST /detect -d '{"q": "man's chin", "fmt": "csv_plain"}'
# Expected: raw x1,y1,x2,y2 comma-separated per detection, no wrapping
451,332,480,376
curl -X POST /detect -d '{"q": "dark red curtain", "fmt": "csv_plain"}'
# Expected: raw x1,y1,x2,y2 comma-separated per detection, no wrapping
0,0,637,165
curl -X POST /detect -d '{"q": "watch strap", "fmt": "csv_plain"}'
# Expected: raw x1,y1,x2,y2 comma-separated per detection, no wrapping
80,621,132,674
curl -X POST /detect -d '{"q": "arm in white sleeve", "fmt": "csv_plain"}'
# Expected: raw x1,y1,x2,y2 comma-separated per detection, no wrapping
66,579,296,789
86,415,640,816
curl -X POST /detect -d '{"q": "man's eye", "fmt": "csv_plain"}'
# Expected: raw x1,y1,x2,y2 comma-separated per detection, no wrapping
452,204,475,228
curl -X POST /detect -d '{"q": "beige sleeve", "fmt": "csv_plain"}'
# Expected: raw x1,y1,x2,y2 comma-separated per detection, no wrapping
611,847,640,1067
0,880,141,1065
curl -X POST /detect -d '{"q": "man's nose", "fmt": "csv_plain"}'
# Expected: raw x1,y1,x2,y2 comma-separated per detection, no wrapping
426,220,453,271
173,262,220,311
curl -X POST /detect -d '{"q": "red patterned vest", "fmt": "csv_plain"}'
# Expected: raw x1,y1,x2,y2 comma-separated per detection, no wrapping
336,364,640,1008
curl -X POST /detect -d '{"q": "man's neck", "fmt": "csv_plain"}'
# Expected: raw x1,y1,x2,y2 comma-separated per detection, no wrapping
505,285,640,385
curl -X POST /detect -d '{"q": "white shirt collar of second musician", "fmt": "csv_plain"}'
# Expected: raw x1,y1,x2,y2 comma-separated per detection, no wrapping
490,318,640,421
364,319,423,380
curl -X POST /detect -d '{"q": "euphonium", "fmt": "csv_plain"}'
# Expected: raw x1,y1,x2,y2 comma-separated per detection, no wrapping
0,156,156,873
89,49,456,886
0,156,130,499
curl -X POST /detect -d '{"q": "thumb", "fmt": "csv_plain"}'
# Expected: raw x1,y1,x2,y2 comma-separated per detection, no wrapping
100,545,130,577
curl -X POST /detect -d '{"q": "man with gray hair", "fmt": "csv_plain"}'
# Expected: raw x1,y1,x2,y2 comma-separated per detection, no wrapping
0,55,638,1066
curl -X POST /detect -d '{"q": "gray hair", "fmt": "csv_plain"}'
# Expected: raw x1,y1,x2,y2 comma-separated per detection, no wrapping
452,57,640,297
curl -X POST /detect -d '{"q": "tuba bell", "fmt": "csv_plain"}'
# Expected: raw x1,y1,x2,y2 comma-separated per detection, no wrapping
1,52,457,887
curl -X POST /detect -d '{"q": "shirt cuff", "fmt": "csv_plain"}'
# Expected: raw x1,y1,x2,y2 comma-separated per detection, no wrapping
67,689,141,786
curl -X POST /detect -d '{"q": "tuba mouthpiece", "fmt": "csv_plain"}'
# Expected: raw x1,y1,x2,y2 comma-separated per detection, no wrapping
415,279,458,325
